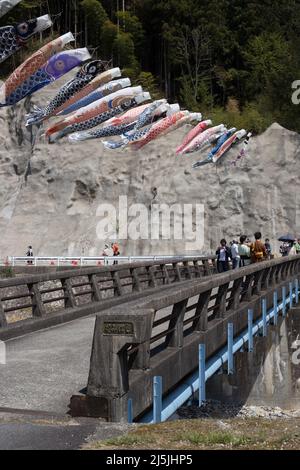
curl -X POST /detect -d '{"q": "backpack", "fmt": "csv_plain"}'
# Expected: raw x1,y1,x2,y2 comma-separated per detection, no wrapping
251,241,264,260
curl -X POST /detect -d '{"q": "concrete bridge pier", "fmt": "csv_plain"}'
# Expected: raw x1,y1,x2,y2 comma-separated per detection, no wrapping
206,308,300,409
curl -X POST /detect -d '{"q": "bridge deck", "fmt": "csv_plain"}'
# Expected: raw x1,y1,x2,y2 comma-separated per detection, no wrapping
0,316,95,414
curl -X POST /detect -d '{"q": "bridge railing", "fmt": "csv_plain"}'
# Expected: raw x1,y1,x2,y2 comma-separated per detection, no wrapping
0,256,217,338
2,255,213,267
82,255,300,421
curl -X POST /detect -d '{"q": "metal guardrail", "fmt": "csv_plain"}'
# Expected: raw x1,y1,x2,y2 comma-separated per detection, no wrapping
1,255,213,267
76,255,300,421
0,256,217,339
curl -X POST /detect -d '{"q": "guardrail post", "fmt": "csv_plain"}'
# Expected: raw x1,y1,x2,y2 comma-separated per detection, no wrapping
0,299,7,327
61,278,76,308
289,281,293,309
262,298,267,337
183,261,192,280
227,323,234,374
28,283,47,317
112,271,124,296
213,283,230,318
165,299,188,348
227,278,243,311
130,268,142,292
198,344,206,406
88,274,102,302
160,264,170,285
282,286,287,317
147,266,157,288
173,262,183,282
193,290,212,331
241,274,255,301
273,290,278,326
248,309,253,352
295,279,299,304
128,398,133,424
153,376,162,424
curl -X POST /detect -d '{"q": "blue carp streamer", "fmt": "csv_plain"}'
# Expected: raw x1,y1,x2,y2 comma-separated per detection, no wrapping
2,48,91,107
0,15,52,64
26,59,107,126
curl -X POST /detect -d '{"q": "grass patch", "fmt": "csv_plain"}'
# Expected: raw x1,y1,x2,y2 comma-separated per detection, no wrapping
86,418,300,450
178,430,254,447
93,433,156,448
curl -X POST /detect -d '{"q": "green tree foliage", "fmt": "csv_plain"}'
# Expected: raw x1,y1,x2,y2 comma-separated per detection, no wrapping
0,0,300,133
80,0,108,48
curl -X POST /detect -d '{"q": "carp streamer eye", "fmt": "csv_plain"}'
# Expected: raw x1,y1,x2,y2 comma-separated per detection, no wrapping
55,60,65,71
17,23,29,34
88,65,97,74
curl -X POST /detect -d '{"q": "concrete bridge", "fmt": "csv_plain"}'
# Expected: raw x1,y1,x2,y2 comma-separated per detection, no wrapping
0,255,299,425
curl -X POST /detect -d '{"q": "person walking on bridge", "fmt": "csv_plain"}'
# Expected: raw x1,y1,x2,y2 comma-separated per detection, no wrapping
230,240,240,269
238,235,251,266
250,232,267,263
26,245,33,265
216,239,231,272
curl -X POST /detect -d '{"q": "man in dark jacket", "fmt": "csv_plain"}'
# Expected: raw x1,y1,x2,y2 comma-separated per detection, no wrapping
216,239,231,272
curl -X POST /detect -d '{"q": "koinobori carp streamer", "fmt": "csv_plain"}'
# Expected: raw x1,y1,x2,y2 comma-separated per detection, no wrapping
0,15,53,64
129,110,202,150
46,88,151,142
0,0,22,18
45,86,144,137
58,77,131,116
68,99,167,142
231,132,252,166
103,104,181,149
3,48,91,106
26,59,107,125
0,32,75,105
212,129,247,164
105,103,151,127
192,128,235,168
49,93,151,143
49,67,122,118
180,124,226,154
176,119,212,155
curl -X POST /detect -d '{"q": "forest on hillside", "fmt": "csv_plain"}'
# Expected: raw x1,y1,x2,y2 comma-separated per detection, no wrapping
1,0,300,134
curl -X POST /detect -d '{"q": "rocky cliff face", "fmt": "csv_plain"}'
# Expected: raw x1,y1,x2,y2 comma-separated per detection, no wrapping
0,75,299,258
